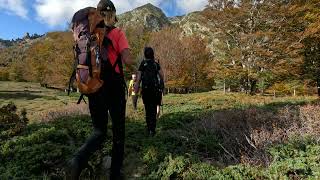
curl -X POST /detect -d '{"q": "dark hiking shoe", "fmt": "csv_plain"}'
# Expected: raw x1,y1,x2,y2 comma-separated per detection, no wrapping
66,157,82,180
66,155,90,180
110,169,125,180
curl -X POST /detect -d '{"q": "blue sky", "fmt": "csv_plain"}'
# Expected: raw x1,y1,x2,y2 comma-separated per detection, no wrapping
0,0,207,40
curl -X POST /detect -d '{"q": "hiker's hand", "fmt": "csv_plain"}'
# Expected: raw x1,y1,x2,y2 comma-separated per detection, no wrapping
121,49,133,65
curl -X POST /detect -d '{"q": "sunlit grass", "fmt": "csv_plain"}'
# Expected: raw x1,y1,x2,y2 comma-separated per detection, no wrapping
1,81,317,122
0,81,80,121
1,81,320,179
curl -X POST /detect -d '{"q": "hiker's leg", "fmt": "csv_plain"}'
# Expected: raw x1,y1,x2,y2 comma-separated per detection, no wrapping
144,103,152,132
142,90,153,132
149,103,157,134
132,95,138,110
131,95,135,109
109,83,126,177
145,102,157,134
70,90,108,178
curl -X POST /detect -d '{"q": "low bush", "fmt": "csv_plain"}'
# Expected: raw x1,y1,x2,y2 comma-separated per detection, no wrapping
0,103,28,140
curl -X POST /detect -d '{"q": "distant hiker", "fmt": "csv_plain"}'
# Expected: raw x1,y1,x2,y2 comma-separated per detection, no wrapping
135,47,164,136
68,0,132,179
128,73,140,110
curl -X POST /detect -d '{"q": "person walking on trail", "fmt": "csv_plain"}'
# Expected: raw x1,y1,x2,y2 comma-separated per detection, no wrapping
69,0,132,179
134,47,164,136
128,74,140,110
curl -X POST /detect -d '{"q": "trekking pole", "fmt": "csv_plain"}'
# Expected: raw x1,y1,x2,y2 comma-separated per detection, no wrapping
161,103,163,115
161,93,164,115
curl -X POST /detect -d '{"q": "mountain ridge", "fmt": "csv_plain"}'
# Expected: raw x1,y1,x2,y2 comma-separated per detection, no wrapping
1,3,205,43
117,3,171,31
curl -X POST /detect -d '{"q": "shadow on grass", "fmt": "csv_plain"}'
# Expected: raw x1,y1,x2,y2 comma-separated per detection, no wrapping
0,90,43,93
260,100,315,111
123,99,318,178
0,92,58,100
0,98,317,179
0,92,43,100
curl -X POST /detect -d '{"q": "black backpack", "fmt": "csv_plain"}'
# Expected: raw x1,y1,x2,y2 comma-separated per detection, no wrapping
141,60,164,91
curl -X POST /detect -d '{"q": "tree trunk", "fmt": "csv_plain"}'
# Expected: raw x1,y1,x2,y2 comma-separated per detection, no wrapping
223,79,226,94
317,78,320,97
250,80,257,95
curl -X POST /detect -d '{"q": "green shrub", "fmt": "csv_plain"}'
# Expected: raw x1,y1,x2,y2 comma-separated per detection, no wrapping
218,165,266,180
0,103,28,140
149,155,190,179
267,137,320,179
0,68,9,81
0,127,73,179
0,115,94,179
182,163,220,179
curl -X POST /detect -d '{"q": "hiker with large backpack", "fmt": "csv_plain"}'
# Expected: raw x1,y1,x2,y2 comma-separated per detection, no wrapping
68,0,132,179
134,47,164,136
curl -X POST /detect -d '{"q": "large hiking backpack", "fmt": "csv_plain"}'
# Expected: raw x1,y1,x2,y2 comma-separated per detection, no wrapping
141,60,164,91
68,7,118,103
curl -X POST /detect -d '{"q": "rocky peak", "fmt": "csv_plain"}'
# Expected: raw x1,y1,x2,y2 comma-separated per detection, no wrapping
0,33,44,50
0,39,14,49
172,11,222,56
115,3,220,56
117,3,171,31
168,16,184,24
136,3,160,11
24,32,31,39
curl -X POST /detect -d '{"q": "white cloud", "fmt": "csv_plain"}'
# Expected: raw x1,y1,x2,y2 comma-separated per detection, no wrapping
176,0,207,13
34,0,98,27
0,0,28,19
34,0,208,27
114,0,163,14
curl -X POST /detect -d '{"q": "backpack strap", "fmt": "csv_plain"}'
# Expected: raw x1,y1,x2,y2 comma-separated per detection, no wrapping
67,45,80,95
86,41,93,77
113,55,124,76
99,26,127,94
102,26,124,77
112,54,127,96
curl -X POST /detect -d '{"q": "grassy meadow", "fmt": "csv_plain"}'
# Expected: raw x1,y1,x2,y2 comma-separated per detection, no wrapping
0,81,88,122
1,81,320,179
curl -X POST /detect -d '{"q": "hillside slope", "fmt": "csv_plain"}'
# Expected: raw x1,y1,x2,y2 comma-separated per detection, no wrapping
117,3,171,31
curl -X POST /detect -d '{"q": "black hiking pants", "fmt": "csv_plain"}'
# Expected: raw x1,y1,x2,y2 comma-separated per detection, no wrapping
142,89,158,134
131,95,138,110
71,76,126,179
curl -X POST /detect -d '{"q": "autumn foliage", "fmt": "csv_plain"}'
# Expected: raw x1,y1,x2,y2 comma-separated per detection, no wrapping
0,1,320,94
0,32,74,88
149,27,213,91
203,0,320,95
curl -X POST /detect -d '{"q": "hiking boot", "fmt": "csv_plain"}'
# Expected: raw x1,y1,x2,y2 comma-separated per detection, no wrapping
110,169,125,180
66,157,82,180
